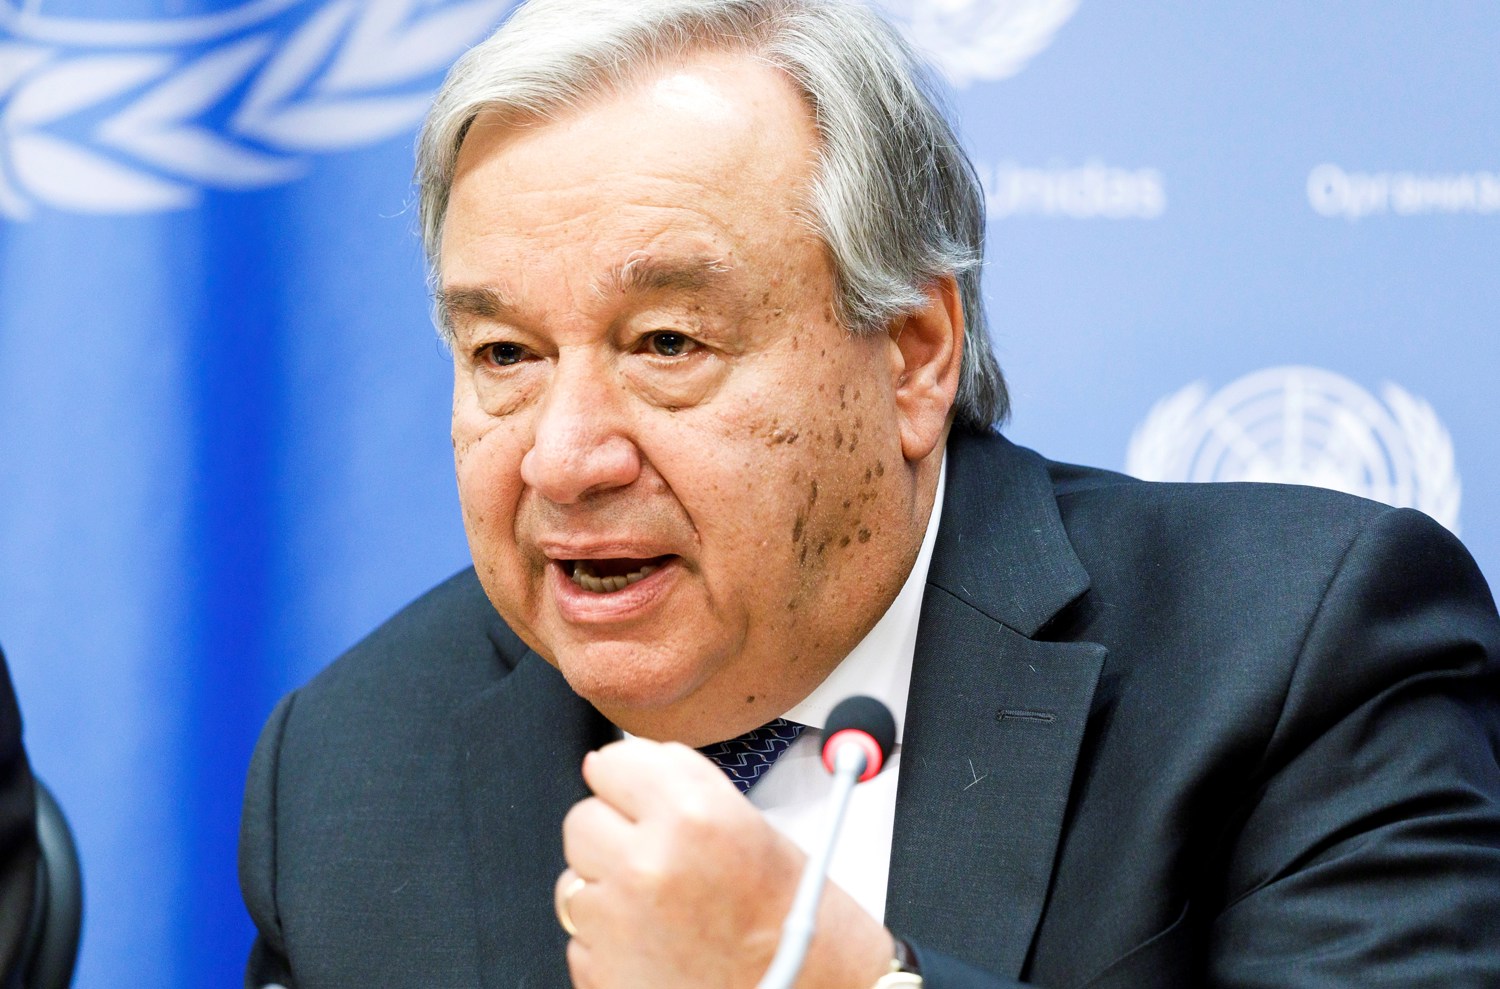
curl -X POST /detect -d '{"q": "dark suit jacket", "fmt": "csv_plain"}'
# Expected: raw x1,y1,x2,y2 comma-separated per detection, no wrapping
0,647,38,985
241,430,1500,988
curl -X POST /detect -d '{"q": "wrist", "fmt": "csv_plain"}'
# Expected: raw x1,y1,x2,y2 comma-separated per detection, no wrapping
797,888,914,989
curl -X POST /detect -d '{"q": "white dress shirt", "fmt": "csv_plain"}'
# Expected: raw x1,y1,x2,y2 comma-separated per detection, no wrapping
750,459,946,924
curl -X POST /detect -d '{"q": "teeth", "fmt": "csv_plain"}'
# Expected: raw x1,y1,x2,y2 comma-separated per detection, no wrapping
570,561,661,593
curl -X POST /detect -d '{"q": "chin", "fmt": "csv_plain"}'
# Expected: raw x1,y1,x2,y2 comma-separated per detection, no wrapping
554,639,716,718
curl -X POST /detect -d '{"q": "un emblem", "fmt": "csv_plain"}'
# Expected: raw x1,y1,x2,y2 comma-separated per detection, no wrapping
0,0,515,218
1125,366,1462,534
877,0,1079,87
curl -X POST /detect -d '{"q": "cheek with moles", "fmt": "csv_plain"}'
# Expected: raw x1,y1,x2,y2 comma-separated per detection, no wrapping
719,334,912,623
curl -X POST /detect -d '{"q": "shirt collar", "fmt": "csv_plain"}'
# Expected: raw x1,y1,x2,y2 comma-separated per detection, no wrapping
781,454,947,743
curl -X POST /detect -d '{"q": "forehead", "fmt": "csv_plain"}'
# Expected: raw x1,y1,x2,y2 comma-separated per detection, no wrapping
439,52,824,292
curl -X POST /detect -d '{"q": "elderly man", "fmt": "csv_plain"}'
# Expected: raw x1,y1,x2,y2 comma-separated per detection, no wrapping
239,1,1500,987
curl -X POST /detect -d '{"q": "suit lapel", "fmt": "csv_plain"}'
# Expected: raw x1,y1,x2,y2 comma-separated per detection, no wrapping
456,649,613,989
886,433,1106,978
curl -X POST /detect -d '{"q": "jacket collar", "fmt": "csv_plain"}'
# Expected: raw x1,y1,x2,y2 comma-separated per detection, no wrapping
926,430,1092,636
886,430,1105,979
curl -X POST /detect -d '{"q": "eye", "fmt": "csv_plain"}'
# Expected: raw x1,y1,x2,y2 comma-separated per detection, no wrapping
482,342,529,367
643,331,697,357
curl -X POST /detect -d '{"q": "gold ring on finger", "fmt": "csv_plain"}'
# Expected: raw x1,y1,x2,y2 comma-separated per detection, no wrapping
556,875,586,937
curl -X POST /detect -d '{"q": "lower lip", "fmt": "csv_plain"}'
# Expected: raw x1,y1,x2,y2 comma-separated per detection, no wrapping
548,558,679,624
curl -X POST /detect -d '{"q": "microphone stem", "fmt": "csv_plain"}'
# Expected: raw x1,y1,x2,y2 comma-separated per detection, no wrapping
755,744,868,989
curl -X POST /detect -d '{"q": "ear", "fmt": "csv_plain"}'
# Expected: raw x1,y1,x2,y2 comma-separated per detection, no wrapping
889,275,964,463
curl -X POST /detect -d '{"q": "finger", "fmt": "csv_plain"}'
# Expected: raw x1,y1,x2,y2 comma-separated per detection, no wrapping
562,795,634,879
583,737,734,820
565,937,597,989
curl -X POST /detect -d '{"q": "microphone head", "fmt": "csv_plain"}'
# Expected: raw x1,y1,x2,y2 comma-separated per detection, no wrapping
820,695,897,782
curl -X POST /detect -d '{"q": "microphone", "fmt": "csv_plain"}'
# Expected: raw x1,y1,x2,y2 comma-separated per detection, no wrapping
820,695,897,780
756,696,897,989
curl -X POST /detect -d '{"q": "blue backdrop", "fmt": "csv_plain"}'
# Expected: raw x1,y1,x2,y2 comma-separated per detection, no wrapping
1,2,1495,986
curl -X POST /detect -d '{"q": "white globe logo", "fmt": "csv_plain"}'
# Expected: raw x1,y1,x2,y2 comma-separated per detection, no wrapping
876,0,1079,87
1126,366,1462,533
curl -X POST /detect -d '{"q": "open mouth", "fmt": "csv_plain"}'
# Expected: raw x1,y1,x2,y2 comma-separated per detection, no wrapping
565,556,674,593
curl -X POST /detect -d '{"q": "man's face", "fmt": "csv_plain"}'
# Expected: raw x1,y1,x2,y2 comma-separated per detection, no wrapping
440,52,926,743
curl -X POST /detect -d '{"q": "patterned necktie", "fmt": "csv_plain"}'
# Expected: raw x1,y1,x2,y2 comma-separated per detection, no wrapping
698,717,806,794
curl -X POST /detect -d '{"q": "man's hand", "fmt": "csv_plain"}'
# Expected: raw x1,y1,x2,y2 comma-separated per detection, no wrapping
557,737,894,989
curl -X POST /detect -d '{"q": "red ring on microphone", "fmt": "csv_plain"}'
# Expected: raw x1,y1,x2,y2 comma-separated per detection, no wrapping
821,729,885,781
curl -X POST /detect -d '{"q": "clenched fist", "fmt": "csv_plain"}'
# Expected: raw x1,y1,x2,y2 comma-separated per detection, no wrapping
557,737,893,989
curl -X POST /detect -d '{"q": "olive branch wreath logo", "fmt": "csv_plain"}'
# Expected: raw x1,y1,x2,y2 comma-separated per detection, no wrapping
0,0,513,219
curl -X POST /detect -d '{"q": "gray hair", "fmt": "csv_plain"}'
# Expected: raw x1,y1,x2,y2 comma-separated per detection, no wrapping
416,0,1008,430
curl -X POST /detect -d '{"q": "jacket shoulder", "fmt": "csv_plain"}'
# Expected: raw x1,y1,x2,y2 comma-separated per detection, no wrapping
241,569,527,987
294,567,527,717
1045,457,1403,564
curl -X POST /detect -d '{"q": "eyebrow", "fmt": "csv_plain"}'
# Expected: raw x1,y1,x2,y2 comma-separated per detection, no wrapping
436,286,517,333
602,253,735,296
437,254,737,332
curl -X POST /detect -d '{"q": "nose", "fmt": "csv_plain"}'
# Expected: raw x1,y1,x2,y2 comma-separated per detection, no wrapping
519,351,642,504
